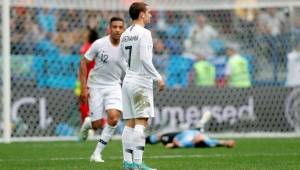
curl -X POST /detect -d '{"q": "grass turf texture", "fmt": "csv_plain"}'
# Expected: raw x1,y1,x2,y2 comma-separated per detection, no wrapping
0,138,300,170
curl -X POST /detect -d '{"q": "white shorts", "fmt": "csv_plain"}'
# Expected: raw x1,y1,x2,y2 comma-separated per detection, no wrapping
122,82,154,119
89,86,122,121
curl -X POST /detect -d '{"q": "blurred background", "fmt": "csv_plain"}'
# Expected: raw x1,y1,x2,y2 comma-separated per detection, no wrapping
1,0,300,141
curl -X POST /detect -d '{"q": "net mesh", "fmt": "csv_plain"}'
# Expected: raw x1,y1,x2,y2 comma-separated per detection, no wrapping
1,0,300,139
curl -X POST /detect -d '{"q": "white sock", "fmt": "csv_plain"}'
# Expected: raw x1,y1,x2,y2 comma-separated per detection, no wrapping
82,117,92,130
133,125,145,164
122,126,134,163
94,124,116,155
198,110,212,131
199,110,212,126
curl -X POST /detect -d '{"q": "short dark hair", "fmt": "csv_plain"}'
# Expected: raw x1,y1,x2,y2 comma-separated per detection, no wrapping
86,27,98,43
110,17,125,25
129,2,148,20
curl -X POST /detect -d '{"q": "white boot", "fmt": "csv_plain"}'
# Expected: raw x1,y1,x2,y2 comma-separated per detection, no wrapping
90,152,104,163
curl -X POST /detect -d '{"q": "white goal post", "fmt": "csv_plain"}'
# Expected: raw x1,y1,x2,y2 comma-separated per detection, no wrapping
2,0,11,143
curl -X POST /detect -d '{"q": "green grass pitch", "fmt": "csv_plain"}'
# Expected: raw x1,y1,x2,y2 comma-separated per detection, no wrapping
0,138,300,170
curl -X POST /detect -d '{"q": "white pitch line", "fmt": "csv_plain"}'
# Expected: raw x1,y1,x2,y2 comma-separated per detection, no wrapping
145,153,300,159
50,157,86,161
1,152,300,162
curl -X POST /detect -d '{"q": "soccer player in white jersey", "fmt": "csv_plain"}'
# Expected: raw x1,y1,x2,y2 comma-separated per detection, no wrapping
78,17,125,162
120,2,165,170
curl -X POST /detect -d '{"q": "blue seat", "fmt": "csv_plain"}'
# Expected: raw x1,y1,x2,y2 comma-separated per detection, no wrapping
166,55,194,88
32,39,80,89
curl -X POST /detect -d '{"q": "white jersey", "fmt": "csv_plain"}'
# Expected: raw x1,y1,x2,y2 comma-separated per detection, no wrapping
85,35,125,88
120,24,161,88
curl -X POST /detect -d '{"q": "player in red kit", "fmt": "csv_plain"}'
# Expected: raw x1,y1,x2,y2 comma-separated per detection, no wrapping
76,27,98,125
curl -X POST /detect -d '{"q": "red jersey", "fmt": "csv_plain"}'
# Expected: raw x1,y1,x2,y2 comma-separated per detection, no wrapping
80,43,95,76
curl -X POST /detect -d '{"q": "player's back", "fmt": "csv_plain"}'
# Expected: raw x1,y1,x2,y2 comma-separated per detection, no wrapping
120,24,156,87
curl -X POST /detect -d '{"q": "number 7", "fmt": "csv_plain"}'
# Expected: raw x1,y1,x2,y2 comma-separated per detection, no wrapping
125,46,132,68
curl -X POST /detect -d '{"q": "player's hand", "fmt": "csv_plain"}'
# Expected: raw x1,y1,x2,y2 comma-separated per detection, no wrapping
80,87,89,104
165,143,174,148
158,79,165,92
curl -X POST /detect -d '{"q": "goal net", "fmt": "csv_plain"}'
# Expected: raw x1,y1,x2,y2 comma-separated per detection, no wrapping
1,0,300,141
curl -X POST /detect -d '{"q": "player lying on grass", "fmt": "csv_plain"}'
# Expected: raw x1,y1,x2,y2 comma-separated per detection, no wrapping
146,129,235,149
146,110,234,149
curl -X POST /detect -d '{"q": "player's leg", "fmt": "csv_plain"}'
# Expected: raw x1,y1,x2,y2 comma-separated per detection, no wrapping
79,116,92,141
78,89,92,140
91,109,121,162
215,139,235,148
133,118,158,170
165,140,179,149
200,135,235,148
91,87,123,162
122,83,135,170
79,88,103,141
122,119,135,170
89,119,106,162
131,87,156,170
79,101,94,141
196,110,213,132
80,102,89,125
132,118,148,164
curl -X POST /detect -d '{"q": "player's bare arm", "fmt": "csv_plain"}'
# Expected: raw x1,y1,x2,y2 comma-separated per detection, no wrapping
79,57,91,104
158,78,165,91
